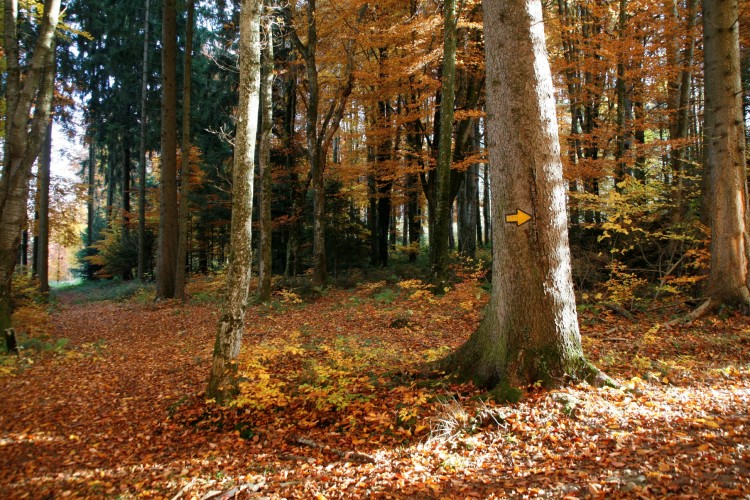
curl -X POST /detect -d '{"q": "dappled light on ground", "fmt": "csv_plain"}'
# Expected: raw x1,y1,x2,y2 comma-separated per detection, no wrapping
0,276,748,498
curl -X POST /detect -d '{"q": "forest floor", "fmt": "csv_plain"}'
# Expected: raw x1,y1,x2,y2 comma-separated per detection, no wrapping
0,270,749,499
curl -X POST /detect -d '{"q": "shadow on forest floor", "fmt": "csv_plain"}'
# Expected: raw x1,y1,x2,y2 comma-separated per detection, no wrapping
0,273,748,498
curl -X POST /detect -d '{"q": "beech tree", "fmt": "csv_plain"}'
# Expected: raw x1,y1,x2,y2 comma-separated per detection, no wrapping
1,0,61,332
443,0,604,390
289,0,354,286
207,0,262,403
430,0,460,281
257,0,274,302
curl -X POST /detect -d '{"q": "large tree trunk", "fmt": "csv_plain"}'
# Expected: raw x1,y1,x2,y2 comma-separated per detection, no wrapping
156,0,179,299
137,0,151,282
175,0,195,299
207,0,262,403
0,0,60,332
258,0,274,302
702,0,750,307
430,0,459,282
444,0,595,390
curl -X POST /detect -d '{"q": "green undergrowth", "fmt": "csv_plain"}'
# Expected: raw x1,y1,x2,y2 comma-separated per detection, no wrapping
56,278,153,304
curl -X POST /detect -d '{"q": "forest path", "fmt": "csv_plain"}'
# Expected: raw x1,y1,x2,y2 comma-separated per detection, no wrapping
0,281,749,498
0,299,217,497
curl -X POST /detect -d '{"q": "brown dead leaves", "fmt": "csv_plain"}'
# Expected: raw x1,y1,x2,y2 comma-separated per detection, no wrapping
0,279,748,498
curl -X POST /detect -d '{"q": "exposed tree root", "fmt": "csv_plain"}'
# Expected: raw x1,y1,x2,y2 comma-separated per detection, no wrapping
665,298,714,327
576,361,619,389
292,436,377,464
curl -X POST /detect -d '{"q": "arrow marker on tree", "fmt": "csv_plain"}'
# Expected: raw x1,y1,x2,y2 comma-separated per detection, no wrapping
505,209,531,226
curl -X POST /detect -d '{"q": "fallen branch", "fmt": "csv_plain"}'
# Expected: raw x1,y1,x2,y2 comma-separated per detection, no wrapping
171,477,196,500
217,482,263,499
279,453,311,462
293,436,376,464
602,302,635,321
666,298,713,327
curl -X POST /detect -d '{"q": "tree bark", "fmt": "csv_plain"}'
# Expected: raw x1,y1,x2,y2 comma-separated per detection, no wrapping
702,0,750,308
430,0,460,282
38,121,52,293
258,0,274,302
137,0,151,282
443,0,594,390
175,0,195,300
289,0,353,286
670,0,698,222
207,0,262,403
0,0,60,332
156,0,179,299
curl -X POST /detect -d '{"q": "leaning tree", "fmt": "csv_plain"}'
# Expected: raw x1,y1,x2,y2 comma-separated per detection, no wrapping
0,0,61,334
207,0,262,403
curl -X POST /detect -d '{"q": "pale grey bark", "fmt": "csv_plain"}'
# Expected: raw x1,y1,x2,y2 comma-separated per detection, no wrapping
444,0,595,389
0,0,61,331
702,0,750,307
207,0,262,403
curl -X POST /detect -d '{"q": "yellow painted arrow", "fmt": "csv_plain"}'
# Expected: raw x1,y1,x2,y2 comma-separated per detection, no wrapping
505,209,531,226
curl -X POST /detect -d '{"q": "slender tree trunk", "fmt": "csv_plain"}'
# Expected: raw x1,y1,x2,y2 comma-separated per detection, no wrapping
122,143,131,234
431,0,460,282
444,0,598,390
175,0,195,299
671,0,698,222
137,0,151,282
702,0,750,308
459,163,478,258
289,0,353,286
207,0,262,403
483,162,490,245
38,121,52,293
258,1,274,301
0,0,60,332
88,136,96,252
156,0,179,299
406,173,421,261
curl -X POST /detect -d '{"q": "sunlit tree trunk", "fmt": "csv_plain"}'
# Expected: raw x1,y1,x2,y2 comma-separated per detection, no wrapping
156,0,178,299
137,0,151,282
207,0,262,403
258,0,274,302
0,0,60,332
443,0,602,390
701,0,750,309
175,0,195,299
